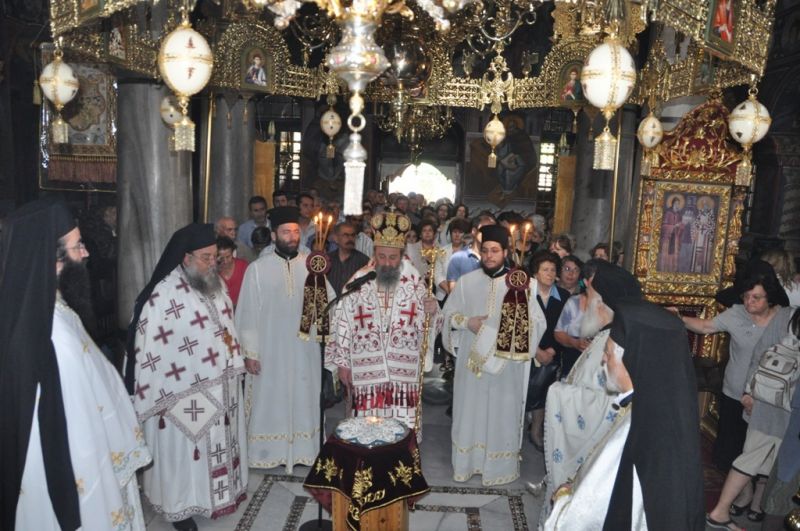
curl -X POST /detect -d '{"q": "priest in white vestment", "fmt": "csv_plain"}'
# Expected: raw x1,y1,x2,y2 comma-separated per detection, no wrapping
545,300,705,531
130,224,247,530
442,225,547,486
538,260,643,522
236,206,334,472
326,210,440,433
3,199,150,531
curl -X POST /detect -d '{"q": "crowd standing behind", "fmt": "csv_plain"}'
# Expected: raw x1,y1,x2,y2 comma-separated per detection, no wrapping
5,186,800,531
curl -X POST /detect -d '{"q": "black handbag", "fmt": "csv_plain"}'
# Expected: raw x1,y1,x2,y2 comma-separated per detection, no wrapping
526,359,559,411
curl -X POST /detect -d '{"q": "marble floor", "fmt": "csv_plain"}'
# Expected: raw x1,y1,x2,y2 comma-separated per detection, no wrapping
143,380,548,530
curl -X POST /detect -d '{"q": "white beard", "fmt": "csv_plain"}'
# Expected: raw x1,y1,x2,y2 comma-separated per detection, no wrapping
579,296,613,339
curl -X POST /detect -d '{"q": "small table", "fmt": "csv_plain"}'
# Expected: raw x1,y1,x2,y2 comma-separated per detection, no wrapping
304,419,429,531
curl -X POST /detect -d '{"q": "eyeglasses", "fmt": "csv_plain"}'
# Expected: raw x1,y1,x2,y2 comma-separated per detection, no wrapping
741,293,767,302
562,266,579,273
64,242,86,252
191,252,218,265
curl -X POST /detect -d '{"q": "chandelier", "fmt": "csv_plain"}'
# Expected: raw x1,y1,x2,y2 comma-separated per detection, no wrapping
377,102,453,159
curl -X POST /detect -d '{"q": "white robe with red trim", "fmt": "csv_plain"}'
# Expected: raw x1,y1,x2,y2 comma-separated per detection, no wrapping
326,258,439,433
133,266,247,522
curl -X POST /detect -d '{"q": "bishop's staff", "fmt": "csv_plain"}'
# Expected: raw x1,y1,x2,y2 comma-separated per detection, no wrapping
415,245,445,433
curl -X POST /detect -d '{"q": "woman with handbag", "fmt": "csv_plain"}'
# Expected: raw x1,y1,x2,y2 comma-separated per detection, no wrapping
526,251,570,451
705,306,797,530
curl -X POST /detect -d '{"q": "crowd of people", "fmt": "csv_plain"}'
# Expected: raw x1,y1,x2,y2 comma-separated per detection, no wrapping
2,188,800,531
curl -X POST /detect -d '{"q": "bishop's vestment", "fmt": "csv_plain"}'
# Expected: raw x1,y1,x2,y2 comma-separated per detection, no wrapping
235,250,334,472
326,258,439,433
133,267,247,521
442,268,546,486
17,297,152,530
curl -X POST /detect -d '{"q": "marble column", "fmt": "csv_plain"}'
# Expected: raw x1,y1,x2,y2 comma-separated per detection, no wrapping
569,106,639,262
117,81,192,327
610,104,640,268
570,110,612,256
199,95,255,223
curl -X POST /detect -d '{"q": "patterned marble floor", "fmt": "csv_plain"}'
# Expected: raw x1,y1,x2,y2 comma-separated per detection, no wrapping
144,392,548,530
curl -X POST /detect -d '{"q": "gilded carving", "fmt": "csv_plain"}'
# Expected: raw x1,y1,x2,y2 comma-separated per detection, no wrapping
632,99,744,364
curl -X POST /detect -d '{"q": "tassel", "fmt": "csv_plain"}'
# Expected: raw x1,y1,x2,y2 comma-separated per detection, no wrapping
159,414,166,430
593,126,617,171
488,151,497,168
326,142,335,158
225,413,230,426
194,446,200,461
33,79,42,106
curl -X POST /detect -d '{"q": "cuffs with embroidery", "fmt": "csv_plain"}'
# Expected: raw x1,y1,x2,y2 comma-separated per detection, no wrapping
244,348,259,360
450,313,469,330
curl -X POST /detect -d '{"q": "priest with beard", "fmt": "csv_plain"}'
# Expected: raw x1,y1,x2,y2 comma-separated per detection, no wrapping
536,259,642,521
235,206,335,472
544,300,704,530
3,198,151,531
442,224,547,486
128,223,247,531
326,210,440,434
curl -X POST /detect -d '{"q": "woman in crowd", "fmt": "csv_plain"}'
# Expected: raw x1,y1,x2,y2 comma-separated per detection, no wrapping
761,249,800,307
435,201,453,246
675,266,789,476
405,225,419,244
217,237,249,307
527,251,570,451
557,255,582,295
549,233,573,258
706,307,797,530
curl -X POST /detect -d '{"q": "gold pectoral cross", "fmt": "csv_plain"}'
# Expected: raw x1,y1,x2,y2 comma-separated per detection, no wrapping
222,327,235,356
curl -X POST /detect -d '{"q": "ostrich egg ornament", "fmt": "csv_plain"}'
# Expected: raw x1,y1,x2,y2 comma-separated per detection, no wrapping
39,49,80,144
484,116,506,168
637,113,663,149
728,95,771,147
158,15,213,151
320,108,342,158
728,91,771,186
581,37,636,170
581,39,637,116
160,96,182,125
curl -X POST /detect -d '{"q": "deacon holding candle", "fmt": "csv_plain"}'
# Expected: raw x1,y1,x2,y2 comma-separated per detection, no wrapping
442,224,547,486
235,206,335,473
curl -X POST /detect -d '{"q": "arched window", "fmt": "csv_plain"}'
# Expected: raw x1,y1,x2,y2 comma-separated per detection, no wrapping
388,162,456,202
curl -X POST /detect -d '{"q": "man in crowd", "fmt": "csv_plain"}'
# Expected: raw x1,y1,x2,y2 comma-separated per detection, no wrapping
327,221,369,296
447,213,496,291
435,217,471,296
215,216,254,262
326,210,440,432
238,196,269,250
537,260,643,516
297,192,317,248
129,224,247,530
236,207,333,472
443,224,547,486
544,300,704,530
273,189,290,208
4,198,151,530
